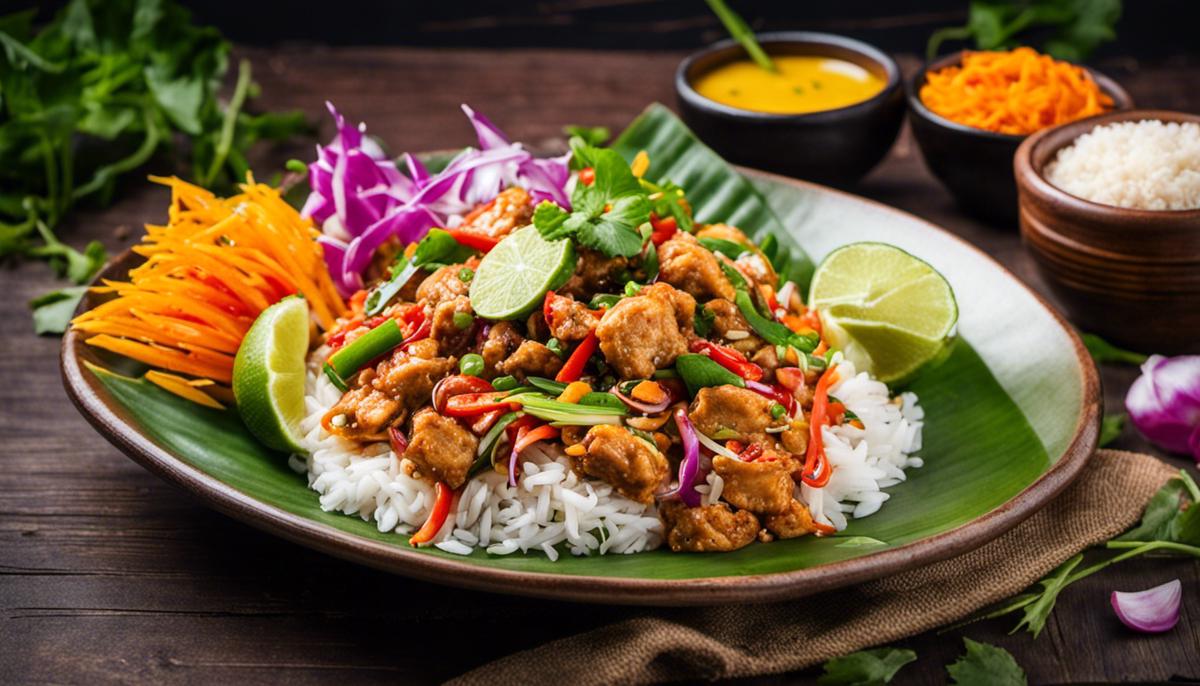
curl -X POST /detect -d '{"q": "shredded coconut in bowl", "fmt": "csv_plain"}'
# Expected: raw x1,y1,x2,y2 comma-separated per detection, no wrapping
1044,120,1200,211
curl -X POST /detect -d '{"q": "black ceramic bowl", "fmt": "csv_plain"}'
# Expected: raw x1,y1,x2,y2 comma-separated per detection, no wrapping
675,32,904,186
907,52,1132,224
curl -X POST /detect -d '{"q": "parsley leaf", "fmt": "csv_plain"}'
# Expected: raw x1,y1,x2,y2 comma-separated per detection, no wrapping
1081,333,1147,365
30,286,89,335
818,647,917,686
947,639,1026,686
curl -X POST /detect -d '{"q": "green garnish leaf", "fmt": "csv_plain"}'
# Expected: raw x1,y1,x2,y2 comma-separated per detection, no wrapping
926,0,1122,62
563,124,611,147
365,229,475,315
29,286,88,335
693,305,716,338
1081,333,1147,365
1098,413,1124,447
818,647,917,686
675,353,745,395
946,638,1026,686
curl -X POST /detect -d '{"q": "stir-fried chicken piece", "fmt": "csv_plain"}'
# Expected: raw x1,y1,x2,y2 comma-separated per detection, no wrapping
403,408,479,488
711,454,794,515
560,248,628,298
688,385,786,441
596,282,695,379
574,425,669,504
704,298,763,354
496,340,563,380
480,321,523,377
545,294,599,342
750,344,781,382
660,501,760,553
456,187,534,240
324,347,456,441
658,232,736,301
430,295,474,355
763,499,819,539
416,263,471,308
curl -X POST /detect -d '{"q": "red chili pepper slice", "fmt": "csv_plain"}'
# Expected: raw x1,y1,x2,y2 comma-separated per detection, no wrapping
802,367,839,488
409,482,453,546
578,167,595,185
432,375,498,413
470,409,504,435
445,228,499,253
555,330,598,383
649,212,678,245
689,339,764,382
388,426,409,455
443,392,521,417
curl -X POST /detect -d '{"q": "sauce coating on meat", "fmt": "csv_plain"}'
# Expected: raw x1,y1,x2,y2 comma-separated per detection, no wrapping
455,187,534,240
574,425,669,504
545,295,599,342
324,348,456,441
596,282,695,379
404,408,479,488
660,501,760,552
704,298,763,354
711,454,795,515
415,263,471,308
497,340,563,380
763,499,819,539
688,385,786,441
657,232,736,301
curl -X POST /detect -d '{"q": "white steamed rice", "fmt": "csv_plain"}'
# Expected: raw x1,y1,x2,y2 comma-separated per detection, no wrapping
292,352,923,558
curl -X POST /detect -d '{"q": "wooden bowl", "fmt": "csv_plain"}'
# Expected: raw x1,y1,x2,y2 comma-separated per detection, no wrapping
675,32,905,186
907,52,1132,225
1015,109,1200,354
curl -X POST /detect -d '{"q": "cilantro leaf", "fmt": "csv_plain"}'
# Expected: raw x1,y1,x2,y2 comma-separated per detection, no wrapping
927,0,1122,62
533,201,571,239
563,124,610,147
818,647,917,686
30,286,88,335
1081,333,1147,365
947,639,1026,686
577,213,645,258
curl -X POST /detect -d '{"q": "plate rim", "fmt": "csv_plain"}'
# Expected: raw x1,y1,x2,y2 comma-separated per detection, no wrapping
60,167,1101,606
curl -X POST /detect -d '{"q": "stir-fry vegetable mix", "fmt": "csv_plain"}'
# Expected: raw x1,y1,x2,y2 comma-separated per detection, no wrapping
306,105,858,550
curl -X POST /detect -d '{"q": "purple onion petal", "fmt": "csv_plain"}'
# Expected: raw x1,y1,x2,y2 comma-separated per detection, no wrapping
609,386,671,415
462,103,512,150
1126,355,1200,457
1111,579,1182,633
672,408,702,507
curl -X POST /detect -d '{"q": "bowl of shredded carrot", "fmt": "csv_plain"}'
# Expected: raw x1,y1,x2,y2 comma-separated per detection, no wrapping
906,47,1131,223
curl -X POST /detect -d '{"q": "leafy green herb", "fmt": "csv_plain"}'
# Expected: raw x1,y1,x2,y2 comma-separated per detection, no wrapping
693,306,716,338
532,140,650,258
0,0,308,289
975,470,1200,637
29,285,88,335
704,0,776,73
1081,333,1147,365
563,124,610,147
365,229,475,315
676,353,745,395
818,647,917,686
946,638,1026,686
1098,413,1124,447
927,0,1122,62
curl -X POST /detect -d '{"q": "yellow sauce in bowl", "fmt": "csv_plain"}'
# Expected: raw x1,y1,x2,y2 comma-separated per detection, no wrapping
693,55,886,115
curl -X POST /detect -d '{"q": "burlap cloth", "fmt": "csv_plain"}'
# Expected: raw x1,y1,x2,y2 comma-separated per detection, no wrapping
451,450,1177,685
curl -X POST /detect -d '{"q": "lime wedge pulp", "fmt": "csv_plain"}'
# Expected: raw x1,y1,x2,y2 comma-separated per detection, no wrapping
232,296,311,453
808,242,957,384
470,225,576,320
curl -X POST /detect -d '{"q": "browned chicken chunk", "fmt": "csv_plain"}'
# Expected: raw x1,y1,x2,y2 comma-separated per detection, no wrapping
596,282,695,379
415,263,470,308
404,408,479,488
574,425,669,504
560,249,628,298
496,340,563,380
763,499,819,539
324,348,456,440
658,232,736,301
545,294,599,342
688,385,786,441
456,186,533,240
480,321,523,377
430,295,473,355
660,501,760,553
704,298,763,354
711,454,794,515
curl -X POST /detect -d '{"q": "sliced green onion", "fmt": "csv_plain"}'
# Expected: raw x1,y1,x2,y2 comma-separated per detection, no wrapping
459,353,485,377
452,311,474,330
365,260,419,316
623,280,642,297
492,375,519,391
511,392,627,425
527,376,568,395
326,319,404,383
589,293,623,309
704,0,776,73
579,392,627,410
642,242,659,282
546,338,566,358
476,411,520,459
322,362,348,392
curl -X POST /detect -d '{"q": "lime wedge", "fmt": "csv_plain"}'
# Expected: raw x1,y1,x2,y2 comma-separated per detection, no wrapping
808,242,957,384
470,225,575,320
233,296,310,453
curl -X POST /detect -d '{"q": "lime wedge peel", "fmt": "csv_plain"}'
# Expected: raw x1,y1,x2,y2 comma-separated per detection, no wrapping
232,296,311,454
809,242,958,384
469,225,576,320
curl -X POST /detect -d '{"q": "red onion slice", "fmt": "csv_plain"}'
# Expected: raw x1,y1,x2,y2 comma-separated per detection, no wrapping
1111,579,1182,633
658,408,702,507
609,384,672,415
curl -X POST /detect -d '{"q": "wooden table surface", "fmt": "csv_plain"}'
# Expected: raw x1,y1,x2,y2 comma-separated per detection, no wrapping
2,46,1198,684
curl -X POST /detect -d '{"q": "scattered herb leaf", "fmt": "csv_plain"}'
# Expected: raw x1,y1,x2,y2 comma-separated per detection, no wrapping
29,286,88,335
946,638,1026,686
927,0,1122,62
1081,333,1147,365
818,647,917,686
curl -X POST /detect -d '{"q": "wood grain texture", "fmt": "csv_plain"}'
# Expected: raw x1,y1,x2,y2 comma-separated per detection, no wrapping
2,46,1198,684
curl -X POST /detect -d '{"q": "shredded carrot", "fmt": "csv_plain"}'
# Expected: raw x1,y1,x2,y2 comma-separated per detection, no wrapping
73,175,346,393
919,47,1113,136
145,371,226,409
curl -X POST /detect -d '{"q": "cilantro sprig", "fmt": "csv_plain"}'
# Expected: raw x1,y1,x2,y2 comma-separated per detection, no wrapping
533,138,650,258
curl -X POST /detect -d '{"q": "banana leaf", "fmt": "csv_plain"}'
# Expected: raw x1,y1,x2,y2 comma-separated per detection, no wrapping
75,105,1091,585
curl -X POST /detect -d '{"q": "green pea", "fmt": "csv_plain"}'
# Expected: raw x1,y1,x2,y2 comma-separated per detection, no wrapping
459,353,485,377
492,375,519,391
770,402,786,419
452,311,474,329
458,267,474,282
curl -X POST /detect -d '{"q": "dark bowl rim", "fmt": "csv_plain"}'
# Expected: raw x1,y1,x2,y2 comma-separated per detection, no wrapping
674,31,902,123
906,51,1134,143
1016,108,1200,220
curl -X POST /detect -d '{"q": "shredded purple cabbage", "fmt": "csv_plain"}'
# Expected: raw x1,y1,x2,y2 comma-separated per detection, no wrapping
303,102,572,296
